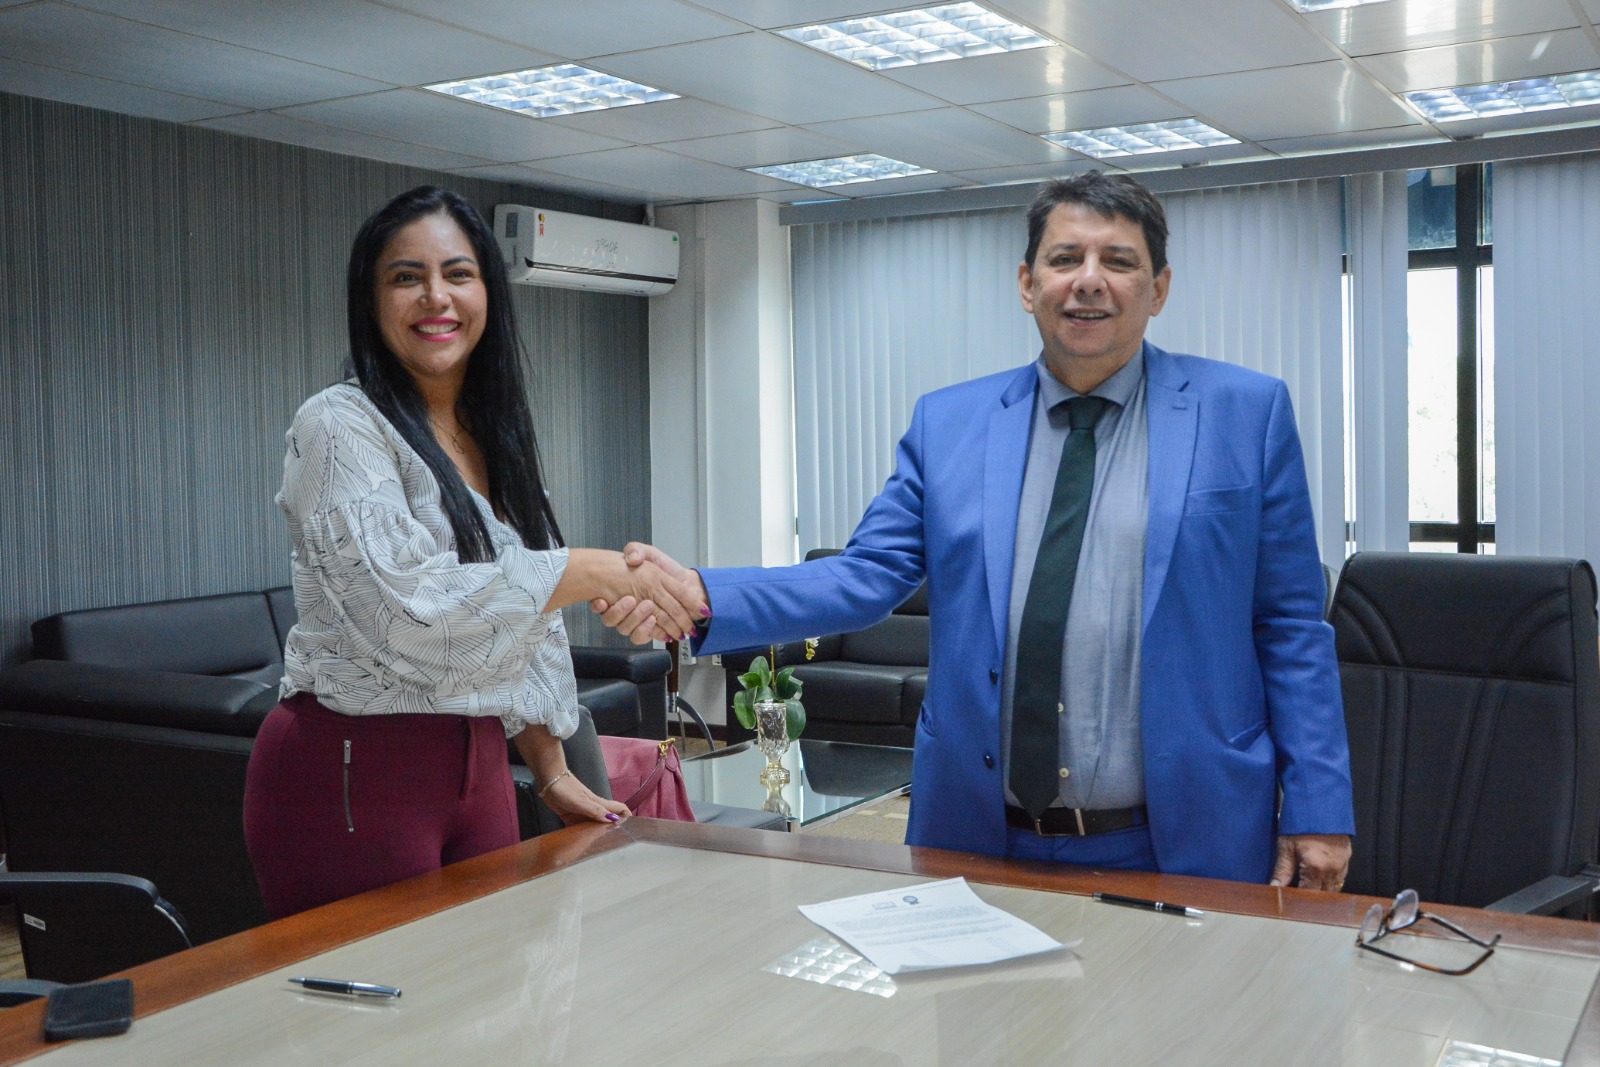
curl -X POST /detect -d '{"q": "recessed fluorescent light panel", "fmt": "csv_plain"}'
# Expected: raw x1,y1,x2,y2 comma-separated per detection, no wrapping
1287,0,1394,11
426,64,678,118
1043,118,1240,159
778,3,1050,71
749,154,934,188
1405,70,1600,122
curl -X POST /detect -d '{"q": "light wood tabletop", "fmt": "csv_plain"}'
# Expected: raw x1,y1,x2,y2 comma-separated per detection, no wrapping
3,820,1598,1065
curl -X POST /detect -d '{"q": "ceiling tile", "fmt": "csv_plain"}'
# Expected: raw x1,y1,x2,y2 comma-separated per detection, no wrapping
449,163,650,204
826,170,975,199
970,84,1188,134
381,0,748,59
881,46,1127,104
660,127,862,168
946,159,1107,187
1256,125,1447,155
72,0,552,83
280,89,629,162
597,32,941,126
994,0,1336,82
527,146,801,199
1584,0,1600,20
1358,28,1600,92
0,56,243,122
191,111,493,171
683,1,904,30
0,3,389,108
1157,61,1422,141
1304,0,1580,57
541,97,776,145
1114,141,1273,171
708,187,834,204
804,108,1079,170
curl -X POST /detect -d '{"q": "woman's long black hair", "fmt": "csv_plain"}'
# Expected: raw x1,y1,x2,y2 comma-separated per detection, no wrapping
346,185,563,561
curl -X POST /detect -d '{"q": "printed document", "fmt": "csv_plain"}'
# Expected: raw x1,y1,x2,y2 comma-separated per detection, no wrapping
798,877,1070,974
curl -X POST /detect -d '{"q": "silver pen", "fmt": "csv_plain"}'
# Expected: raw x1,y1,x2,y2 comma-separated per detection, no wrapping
289,977,402,998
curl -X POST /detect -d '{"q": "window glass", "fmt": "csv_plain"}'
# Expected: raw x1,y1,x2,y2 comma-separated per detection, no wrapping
1407,168,1456,250
1407,267,1457,523
1479,264,1495,524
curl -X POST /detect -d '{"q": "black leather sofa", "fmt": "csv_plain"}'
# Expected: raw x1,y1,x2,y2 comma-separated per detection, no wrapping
28,587,673,739
0,657,613,947
720,549,928,748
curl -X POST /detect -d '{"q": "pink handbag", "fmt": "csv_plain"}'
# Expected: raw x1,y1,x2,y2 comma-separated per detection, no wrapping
597,736,697,822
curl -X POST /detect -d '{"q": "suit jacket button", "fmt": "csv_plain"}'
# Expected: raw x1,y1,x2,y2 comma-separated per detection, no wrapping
983,754,995,769
989,668,999,683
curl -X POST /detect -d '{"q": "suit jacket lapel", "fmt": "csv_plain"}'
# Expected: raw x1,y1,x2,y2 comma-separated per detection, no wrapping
984,365,1037,655
1143,343,1196,633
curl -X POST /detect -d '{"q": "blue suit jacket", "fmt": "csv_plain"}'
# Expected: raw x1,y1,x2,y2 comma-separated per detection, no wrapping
697,343,1354,883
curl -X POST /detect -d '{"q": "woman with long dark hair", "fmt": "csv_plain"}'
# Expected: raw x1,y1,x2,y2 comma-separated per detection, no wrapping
243,185,703,918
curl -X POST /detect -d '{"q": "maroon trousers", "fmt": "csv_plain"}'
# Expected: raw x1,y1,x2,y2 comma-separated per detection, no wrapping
243,692,519,919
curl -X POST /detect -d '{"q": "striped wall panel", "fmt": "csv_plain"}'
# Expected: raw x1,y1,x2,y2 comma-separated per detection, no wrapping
0,91,650,661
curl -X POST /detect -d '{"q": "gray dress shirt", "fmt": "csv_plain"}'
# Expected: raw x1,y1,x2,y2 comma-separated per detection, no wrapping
1001,353,1149,811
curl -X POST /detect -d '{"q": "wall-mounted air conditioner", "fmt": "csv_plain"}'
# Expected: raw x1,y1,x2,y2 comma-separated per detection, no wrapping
493,205,679,298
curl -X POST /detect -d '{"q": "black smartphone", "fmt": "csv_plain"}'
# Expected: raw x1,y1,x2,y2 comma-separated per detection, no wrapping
41,979,134,1041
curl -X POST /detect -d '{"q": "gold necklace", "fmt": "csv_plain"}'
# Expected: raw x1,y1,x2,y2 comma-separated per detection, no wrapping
430,418,467,451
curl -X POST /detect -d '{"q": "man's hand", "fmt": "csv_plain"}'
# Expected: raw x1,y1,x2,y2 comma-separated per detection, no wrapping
591,542,708,645
1269,833,1352,891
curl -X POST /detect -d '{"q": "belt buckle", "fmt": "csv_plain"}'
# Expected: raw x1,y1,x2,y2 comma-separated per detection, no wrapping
1031,809,1089,838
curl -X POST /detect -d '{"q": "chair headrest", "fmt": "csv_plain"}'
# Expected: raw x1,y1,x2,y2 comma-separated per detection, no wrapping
1333,552,1598,684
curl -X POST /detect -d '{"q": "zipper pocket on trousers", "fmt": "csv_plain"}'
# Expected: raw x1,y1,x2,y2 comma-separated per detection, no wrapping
342,739,354,833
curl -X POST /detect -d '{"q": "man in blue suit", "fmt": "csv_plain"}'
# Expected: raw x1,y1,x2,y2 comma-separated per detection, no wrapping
603,172,1353,889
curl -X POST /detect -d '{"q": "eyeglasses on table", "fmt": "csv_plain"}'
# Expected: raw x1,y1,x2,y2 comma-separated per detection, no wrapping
1355,888,1502,976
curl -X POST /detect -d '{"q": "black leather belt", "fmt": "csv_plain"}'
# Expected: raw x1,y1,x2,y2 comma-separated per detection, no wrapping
1005,803,1148,838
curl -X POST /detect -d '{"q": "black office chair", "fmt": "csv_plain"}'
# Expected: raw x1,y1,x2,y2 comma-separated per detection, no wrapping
1332,552,1600,915
0,872,194,984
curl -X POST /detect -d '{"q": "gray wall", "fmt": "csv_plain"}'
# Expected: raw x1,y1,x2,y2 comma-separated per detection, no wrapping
0,91,650,662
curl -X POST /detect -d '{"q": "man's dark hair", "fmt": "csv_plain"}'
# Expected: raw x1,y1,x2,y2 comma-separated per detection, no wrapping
346,185,563,562
1024,171,1169,275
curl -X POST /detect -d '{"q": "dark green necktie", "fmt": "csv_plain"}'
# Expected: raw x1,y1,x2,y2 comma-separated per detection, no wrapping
1011,395,1109,819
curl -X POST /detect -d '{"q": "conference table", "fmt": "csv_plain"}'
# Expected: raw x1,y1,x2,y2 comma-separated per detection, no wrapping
2,820,1599,1065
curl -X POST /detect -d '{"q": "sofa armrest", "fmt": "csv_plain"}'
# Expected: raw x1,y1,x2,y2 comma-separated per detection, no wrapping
1484,869,1600,916
0,660,276,738
569,646,672,684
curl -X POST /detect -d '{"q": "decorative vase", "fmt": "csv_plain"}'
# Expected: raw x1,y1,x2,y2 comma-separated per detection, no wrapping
754,698,791,788
761,779,792,819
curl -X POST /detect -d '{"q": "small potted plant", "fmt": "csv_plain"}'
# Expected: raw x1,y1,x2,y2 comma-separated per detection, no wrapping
733,642,812,786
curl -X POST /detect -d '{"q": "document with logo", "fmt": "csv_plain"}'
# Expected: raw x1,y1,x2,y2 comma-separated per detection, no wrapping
797,877,1071,974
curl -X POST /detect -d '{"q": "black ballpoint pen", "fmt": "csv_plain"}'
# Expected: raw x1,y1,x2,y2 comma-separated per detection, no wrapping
1093,892,1205,918
289,977,402,998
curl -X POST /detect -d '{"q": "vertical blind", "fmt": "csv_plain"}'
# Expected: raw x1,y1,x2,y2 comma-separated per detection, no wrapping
791,179,1347,565
1342,171,1411,553
790,210,1034,551
1492,152,1600,565
1146,179,1345,564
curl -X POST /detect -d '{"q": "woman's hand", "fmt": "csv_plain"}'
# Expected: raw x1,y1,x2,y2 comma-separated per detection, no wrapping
541,772,630,827
545,548,707,641
512,724,629,827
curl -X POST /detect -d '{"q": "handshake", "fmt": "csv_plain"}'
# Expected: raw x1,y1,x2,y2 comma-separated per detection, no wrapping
587,542,706,645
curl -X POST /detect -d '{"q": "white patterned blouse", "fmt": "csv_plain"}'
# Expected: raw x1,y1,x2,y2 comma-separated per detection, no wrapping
276,382,578,739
